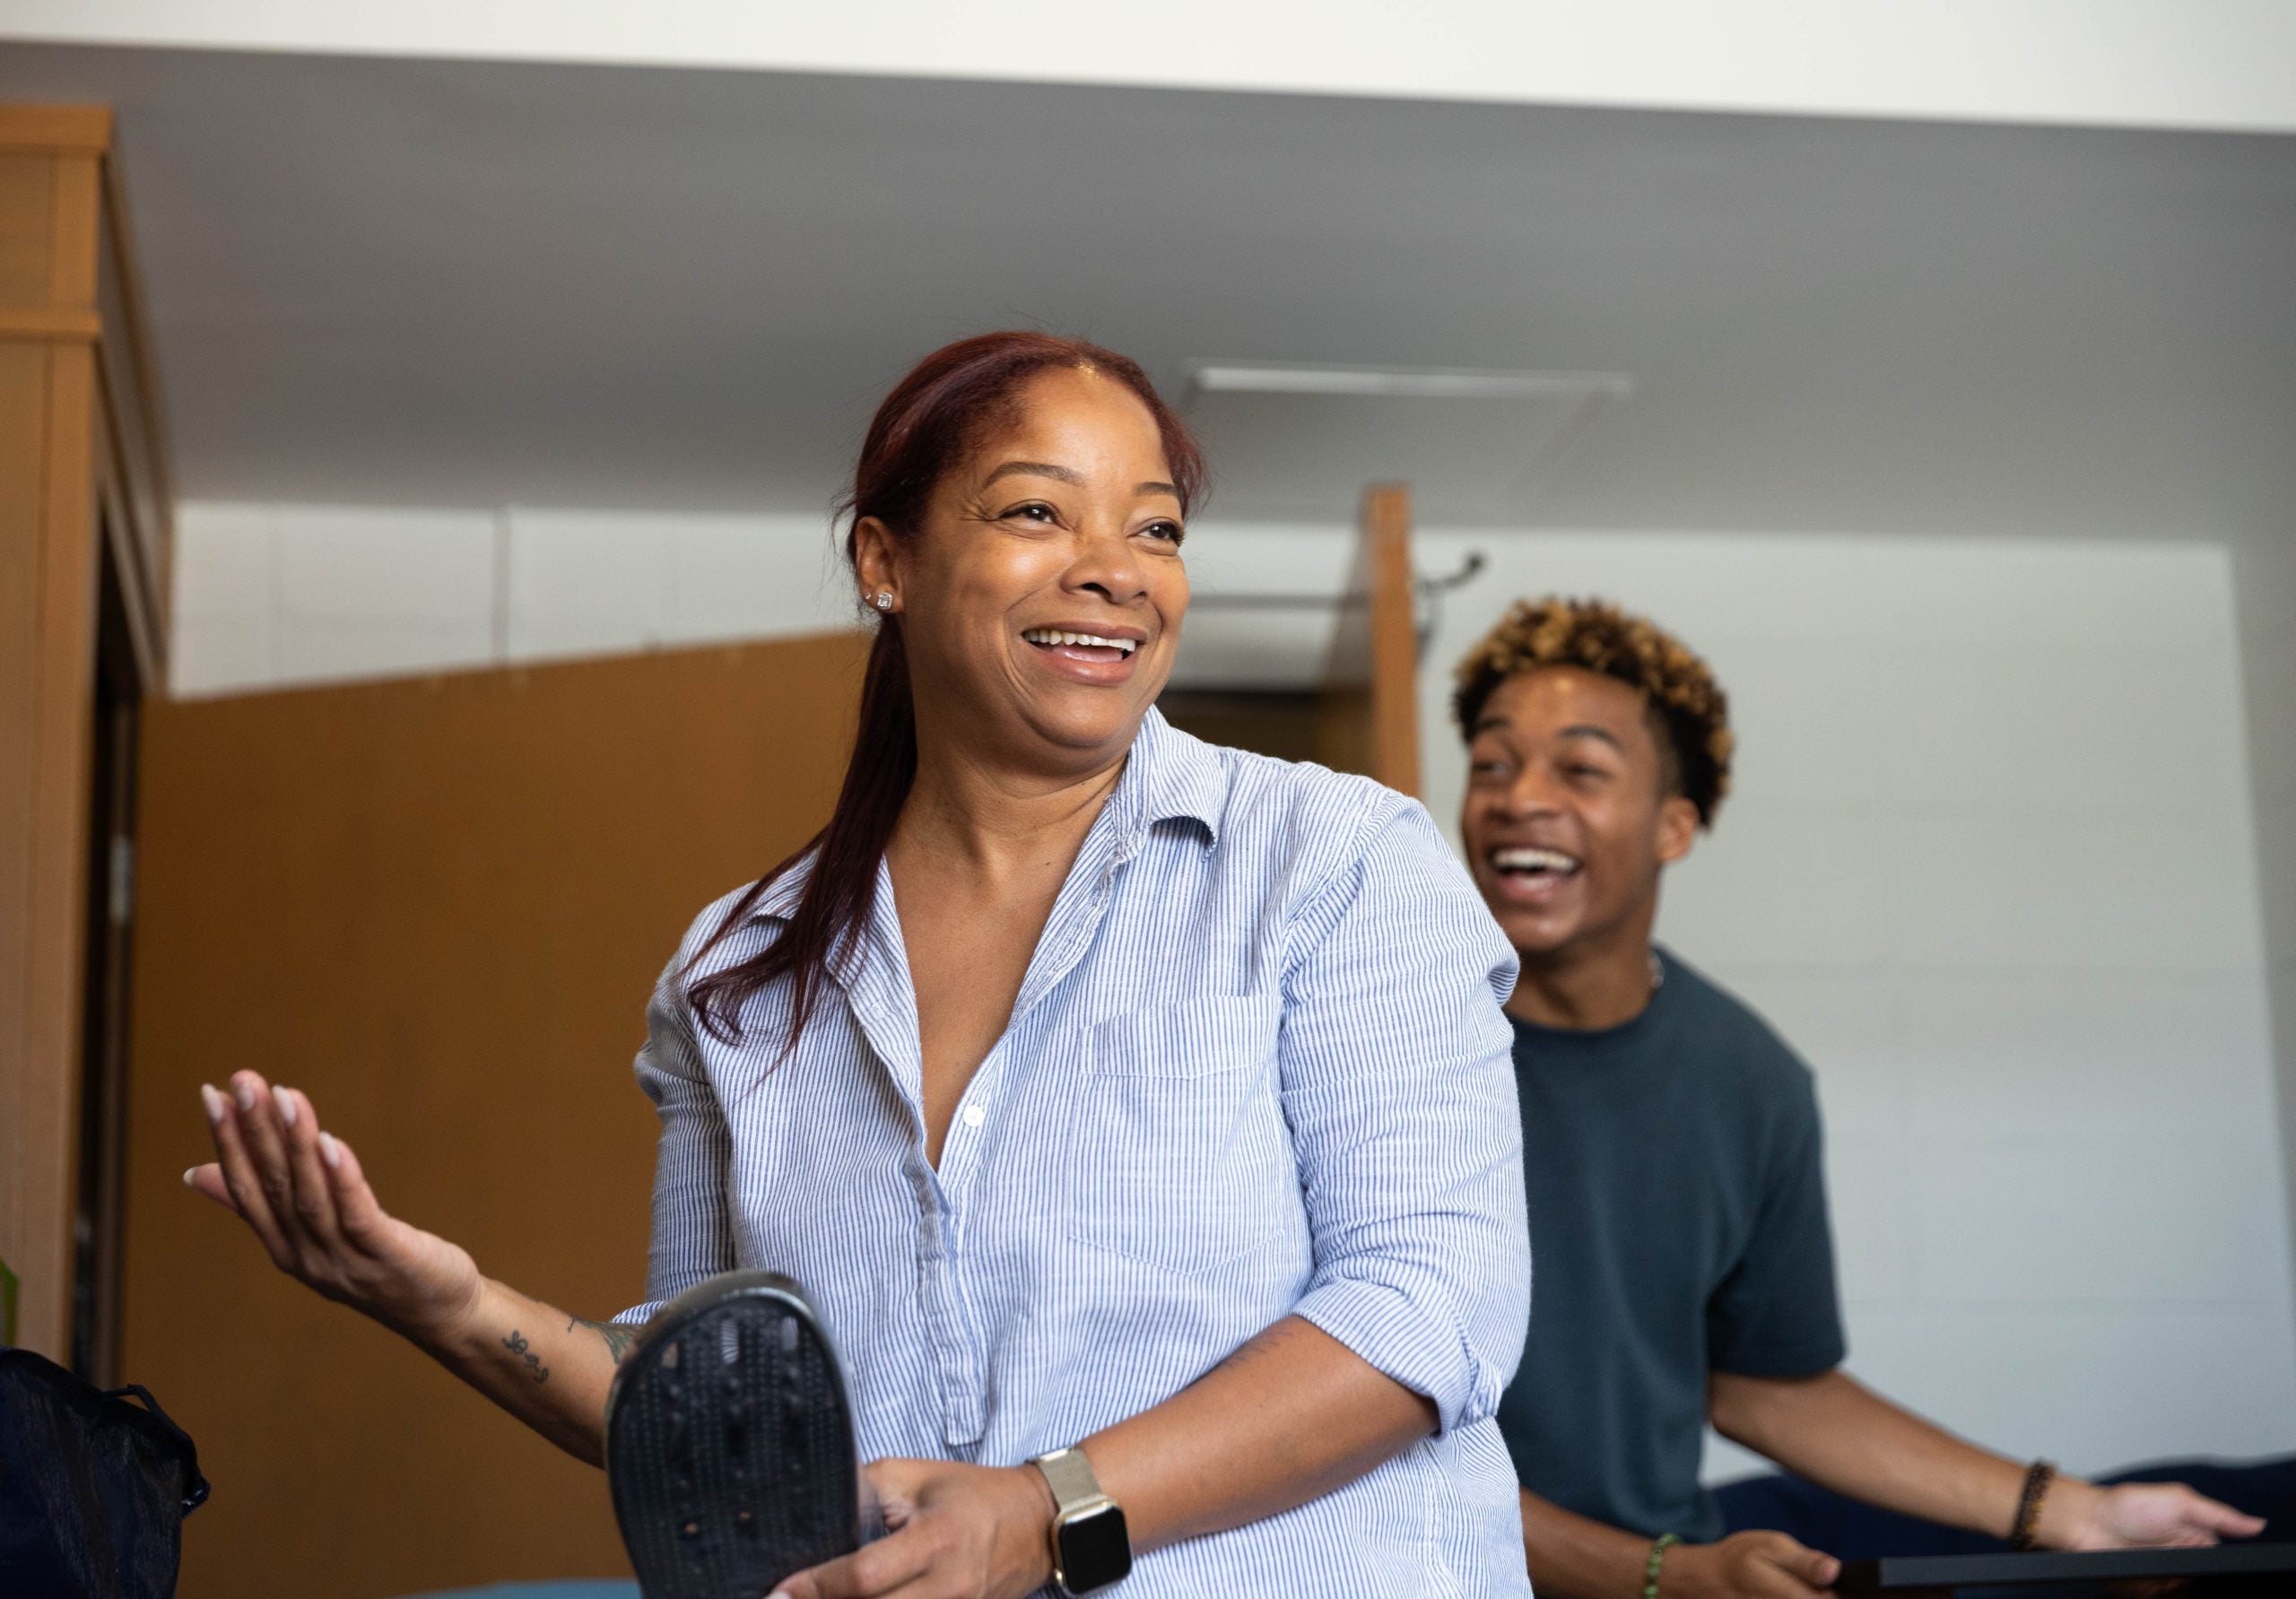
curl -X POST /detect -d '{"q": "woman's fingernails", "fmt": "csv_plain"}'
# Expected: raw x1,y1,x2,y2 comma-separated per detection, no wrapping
319,1132,342,1169
182,1166,199,1187
200,1083,227,1124
233,1079,256,1112
277,1089,299,1127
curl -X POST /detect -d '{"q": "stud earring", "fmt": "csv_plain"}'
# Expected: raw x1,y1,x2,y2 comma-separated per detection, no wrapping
872,592,893,611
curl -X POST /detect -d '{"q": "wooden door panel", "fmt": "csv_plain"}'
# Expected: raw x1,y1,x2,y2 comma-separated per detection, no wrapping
125,633,866,1599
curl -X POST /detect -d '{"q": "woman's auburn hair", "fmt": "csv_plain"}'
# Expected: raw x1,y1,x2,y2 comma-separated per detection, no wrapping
683,331,1209,1047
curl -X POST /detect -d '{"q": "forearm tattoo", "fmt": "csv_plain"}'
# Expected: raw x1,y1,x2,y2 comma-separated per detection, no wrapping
571,1315,638,1365
501,1328,551,1385
1213,1323,1285,1379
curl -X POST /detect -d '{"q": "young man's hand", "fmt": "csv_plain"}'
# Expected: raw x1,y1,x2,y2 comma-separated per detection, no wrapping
1665,1530,1841,1598
2045,1478,2265,1551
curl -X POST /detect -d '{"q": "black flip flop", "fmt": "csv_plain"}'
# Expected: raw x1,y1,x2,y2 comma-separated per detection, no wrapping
605,1271,865,1599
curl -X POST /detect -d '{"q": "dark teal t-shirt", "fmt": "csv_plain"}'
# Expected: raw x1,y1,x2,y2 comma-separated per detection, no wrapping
1496,946,1846,1543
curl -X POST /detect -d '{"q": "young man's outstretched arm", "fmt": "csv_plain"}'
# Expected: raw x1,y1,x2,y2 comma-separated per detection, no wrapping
1519,1374,2263,1599
1709,1368,2261,1553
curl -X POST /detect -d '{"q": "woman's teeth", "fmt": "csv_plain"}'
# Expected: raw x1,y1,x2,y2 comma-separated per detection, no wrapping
1492,847,1582,877
1022,628,1138,656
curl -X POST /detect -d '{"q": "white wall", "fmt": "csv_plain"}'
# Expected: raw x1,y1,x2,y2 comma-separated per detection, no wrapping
172,508,2296,1481
169,501,853,695
2231,526,2296,1338
1413,529,2296,1481
12,1,2296,134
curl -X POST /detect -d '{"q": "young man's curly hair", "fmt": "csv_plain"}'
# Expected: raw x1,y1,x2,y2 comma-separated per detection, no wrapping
1452,595,1735,828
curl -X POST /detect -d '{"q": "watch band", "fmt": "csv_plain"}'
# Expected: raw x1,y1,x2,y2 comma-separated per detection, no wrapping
1033,1446,1105,1511
1030,1446,1130,1594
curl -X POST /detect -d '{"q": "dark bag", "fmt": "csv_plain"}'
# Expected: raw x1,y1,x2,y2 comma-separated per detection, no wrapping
0,1345,209,1599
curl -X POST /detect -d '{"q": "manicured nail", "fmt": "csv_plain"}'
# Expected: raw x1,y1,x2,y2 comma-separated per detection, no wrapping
182,1167,199,1186
277,1089,299,1127
233,1079,256,1112
201,1083,227,1124
319,1132,342,1169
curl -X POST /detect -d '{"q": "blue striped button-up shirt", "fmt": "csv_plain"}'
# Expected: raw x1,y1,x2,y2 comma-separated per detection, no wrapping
618,708,1532,1596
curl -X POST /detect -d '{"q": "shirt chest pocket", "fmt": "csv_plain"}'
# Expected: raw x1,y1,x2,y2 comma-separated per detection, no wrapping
1063,995,1294,1273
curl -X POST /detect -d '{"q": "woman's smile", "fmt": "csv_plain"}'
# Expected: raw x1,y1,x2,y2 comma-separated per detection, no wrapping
1018,621,1148,685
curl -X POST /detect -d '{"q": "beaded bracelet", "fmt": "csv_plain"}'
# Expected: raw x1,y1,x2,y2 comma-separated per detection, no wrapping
1643,1532,1681,1599
2010,1459,2057,1551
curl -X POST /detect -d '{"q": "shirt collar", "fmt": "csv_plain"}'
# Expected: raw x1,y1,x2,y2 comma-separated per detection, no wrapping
746,707,1224,926
1122,704,1227,851
749,847,819,923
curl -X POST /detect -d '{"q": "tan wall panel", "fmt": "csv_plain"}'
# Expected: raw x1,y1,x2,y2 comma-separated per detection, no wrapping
0,152,55,307
1,333,100,1358
17,341,100,1358
0,341,48,1302
126,633,868,1599
1361,485,1421,799
1156,689,1325,766
1318,485,1421,797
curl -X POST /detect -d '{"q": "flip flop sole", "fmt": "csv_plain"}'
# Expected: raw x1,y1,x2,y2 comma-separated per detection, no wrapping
605,1272,860,1599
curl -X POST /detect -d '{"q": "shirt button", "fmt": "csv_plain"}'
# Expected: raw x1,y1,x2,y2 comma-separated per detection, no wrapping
961,1104,986,1129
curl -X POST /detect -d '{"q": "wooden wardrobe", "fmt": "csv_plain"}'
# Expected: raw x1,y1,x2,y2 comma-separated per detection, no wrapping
0,103,171,1376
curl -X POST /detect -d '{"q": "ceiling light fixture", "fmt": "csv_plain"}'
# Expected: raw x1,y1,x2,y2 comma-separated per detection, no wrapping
1187,361,1632,403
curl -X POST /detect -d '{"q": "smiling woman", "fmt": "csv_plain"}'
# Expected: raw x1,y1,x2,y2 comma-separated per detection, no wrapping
685,335,1205,1065
186,332,1533,1599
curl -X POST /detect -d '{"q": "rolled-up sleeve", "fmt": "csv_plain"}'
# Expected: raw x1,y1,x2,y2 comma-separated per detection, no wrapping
613,935,736,1326
1280,798,1529,1434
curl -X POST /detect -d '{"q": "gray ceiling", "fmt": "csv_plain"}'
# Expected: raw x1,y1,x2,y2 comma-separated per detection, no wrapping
4,40,2293,537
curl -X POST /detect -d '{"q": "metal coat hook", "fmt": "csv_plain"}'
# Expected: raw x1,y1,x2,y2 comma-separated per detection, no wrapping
1413,550,1487,658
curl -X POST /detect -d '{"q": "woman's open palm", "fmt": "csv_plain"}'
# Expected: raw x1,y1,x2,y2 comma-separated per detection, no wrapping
187,1071,483,1341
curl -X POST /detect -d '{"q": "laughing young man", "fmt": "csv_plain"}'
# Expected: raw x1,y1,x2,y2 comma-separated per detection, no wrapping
1455,597,2271,1599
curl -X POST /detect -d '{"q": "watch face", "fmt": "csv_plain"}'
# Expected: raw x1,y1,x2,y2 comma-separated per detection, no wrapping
1055,1501,1132,1594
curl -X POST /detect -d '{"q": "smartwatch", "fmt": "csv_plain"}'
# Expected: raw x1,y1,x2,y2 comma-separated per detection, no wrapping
1029,1446,1132,1594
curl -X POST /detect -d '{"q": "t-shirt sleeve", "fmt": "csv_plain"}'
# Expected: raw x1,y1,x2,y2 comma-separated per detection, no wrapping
1704,1065,1848,1377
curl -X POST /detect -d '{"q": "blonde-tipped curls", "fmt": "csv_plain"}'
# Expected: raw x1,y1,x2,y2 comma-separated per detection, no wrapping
1452,595,1734,827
